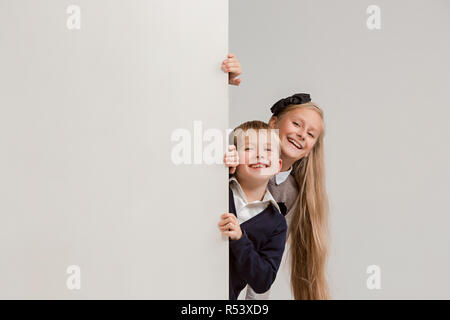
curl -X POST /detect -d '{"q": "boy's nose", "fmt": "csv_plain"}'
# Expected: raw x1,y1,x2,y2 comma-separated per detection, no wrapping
256,150,266,160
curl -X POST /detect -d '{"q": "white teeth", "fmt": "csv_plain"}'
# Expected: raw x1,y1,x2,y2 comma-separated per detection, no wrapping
250,164,267,168
288,137,302,149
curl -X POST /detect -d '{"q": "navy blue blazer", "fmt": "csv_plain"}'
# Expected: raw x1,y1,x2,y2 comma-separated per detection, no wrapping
228,187,287,300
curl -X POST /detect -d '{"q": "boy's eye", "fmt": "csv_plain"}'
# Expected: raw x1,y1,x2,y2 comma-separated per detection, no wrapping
293,121,299,127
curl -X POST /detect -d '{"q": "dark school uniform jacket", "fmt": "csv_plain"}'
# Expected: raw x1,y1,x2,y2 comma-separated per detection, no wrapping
228,187,288,300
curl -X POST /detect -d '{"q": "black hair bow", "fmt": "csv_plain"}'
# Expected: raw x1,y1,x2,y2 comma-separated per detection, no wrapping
277,202,288,216
270,93,311,116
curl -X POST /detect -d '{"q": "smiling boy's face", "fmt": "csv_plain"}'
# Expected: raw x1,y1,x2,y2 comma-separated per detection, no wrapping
234,128,282,184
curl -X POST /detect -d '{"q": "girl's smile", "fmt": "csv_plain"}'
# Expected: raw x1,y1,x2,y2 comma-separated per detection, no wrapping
234,130,282,181
286,136,304,150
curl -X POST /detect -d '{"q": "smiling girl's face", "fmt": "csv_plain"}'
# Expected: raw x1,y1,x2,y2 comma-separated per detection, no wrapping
269,107,323,163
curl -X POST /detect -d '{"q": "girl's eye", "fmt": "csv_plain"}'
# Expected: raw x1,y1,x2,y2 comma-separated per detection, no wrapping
293,121,299,127
308,133,314,138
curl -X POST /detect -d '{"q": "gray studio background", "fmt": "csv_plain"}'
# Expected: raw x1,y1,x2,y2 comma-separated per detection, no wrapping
230,0,450,299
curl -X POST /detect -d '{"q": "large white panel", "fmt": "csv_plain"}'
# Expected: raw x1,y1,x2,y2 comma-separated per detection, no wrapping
0,0,229,299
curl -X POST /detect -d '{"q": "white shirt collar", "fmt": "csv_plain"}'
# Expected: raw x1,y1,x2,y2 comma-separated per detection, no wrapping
229,177,281,222
275,166,292,185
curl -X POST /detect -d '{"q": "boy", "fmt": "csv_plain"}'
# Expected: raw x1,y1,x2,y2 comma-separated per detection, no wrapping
218,120,287,300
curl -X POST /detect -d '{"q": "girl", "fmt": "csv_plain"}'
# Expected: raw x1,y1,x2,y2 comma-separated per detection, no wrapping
222,57,329,300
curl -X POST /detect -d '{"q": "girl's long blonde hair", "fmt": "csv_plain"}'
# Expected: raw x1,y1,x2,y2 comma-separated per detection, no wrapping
270,102,330,300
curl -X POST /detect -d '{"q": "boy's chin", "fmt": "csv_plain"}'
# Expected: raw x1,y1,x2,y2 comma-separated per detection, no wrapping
242,169,276,180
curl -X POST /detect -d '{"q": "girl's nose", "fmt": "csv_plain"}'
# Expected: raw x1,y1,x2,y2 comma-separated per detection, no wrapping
296,129,306,140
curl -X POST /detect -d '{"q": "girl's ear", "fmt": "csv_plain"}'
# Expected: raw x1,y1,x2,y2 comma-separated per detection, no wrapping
268,116,278,128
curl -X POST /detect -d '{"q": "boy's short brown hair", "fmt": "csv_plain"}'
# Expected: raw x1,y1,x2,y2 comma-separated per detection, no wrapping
230,120,281,154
